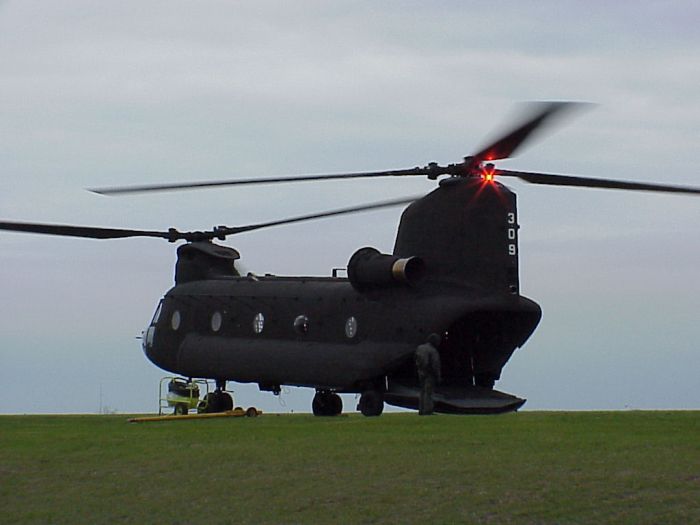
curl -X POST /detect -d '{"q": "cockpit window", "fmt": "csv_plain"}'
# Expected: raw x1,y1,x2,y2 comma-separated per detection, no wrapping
151,301,163,325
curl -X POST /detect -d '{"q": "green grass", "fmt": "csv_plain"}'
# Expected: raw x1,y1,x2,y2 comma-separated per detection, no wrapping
1,412,700,524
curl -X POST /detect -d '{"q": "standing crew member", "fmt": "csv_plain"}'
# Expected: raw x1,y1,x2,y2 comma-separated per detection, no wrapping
415,333,442,415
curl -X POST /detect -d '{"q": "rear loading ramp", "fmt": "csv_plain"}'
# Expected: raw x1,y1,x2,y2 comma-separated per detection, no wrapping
385,382,525,414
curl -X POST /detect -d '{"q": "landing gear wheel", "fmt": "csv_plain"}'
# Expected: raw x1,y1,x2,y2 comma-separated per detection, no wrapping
312,393,328,416
312,391,342,416
358,390,384,417
202,393,220,413
245,407,258,417
329,393,343,416
173,403,188,416
201,391,234,413
219,392,234,412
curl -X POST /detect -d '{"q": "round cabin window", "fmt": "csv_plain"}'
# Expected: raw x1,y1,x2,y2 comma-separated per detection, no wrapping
253,313,265,334
345,316,358,339
293,315,310,335
171,310,181,331
211,311,223,332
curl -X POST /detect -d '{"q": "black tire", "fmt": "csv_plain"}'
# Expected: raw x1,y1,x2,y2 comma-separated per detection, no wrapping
245,407,258,417
219,392,234,412
202,392,221,413
358,390,384,417
329,393,343,416
313,392,342,416
173,403,188,416
201,391,234,413
312,393,328,416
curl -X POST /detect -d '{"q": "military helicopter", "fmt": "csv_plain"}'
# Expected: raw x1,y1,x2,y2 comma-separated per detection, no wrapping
2,102,699,416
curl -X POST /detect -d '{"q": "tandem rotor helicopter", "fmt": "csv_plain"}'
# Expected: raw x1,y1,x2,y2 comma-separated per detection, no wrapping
2,102,699,416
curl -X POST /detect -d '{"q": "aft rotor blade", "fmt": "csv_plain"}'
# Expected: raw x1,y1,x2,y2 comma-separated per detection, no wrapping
0,221,175,240
221,195,419,236
471,101,590,164
498,169,700,195
89,168,430,195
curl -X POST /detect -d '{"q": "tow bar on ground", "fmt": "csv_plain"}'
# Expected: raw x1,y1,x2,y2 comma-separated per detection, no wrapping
129,406,261,423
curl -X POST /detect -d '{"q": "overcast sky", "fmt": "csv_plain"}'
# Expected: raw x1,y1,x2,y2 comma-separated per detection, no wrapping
1,1,699,414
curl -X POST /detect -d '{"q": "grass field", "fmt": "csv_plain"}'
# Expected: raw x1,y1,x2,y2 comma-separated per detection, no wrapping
1,411,699,524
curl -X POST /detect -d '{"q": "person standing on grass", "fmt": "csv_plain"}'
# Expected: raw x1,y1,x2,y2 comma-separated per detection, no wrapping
415,333,442,415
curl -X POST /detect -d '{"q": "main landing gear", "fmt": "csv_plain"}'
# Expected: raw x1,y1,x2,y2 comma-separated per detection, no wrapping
357,389,384,417
312,390,343,416
311,388,384,416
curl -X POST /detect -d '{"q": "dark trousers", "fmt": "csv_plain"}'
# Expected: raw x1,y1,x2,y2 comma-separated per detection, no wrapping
418,375,435,415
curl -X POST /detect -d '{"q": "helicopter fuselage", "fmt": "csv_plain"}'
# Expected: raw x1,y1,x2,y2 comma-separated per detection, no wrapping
143,276,541,399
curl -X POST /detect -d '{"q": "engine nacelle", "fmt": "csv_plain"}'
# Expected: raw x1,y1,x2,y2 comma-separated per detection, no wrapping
347,247,425,291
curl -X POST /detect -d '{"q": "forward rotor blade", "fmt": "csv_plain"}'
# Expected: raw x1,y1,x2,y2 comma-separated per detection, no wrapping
220,195,419,236
498,169,700,195
471,101,590,164
89,168,430,195
0,221,174,240
0,196,417,243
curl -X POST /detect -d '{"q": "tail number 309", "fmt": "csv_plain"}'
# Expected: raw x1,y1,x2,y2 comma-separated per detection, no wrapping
507,212,517,256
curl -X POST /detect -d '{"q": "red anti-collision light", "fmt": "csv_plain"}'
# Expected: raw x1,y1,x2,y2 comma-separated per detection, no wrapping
481,163,496,182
